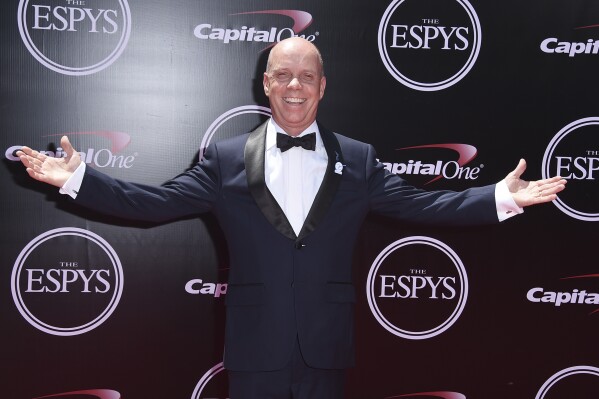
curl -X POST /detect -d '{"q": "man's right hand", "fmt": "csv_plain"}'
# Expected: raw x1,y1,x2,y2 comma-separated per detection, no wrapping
17,135,81,188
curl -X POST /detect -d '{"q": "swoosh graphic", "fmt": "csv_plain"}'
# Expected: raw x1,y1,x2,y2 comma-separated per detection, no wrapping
232,10,312,33
575,24,599,30
560,274,599,314
44,131,131,153
561,274,599,280
34,389,121,399
387,392,466,399
397,143,478,185
231,10,313,51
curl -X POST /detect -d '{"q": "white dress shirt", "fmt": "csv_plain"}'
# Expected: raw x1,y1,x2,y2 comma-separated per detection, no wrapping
265,119,328,235
61,122,522,228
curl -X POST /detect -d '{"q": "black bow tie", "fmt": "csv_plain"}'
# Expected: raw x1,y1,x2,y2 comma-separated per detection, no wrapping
276,133,316,152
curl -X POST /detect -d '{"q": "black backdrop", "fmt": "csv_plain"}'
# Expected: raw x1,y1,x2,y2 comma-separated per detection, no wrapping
2,0,598,398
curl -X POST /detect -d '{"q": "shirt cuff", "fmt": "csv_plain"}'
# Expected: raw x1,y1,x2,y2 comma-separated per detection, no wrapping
495,180,523,222
59,162,86,199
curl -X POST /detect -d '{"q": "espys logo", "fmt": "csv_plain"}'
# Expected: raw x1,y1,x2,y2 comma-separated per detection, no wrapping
34,389,121,399
18,0,131,75
381,143,481,185
6,131,136,169
541,24,599,57
366,236,468,340
536,366,599,399
191,362,228,399
378,0,481,91
542,117,599,221
194,10,318,50
527,273,599,315
200,105,271,160
11,227,124,336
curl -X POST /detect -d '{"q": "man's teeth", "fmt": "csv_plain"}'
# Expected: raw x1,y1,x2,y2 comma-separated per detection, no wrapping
284,98,305,104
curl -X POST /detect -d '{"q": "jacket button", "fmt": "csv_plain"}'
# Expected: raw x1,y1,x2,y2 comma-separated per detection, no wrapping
294,241,305,250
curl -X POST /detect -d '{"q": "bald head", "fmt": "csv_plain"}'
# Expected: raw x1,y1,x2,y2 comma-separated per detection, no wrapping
266,37,324,77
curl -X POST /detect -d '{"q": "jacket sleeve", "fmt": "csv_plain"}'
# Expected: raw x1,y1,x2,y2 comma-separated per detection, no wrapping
74,144,222,223
365,144,499,226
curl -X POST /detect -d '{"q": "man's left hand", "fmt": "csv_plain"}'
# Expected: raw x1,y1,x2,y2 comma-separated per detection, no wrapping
504,159,567,207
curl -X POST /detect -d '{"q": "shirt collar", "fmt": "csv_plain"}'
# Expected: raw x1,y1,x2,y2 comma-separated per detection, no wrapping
266,119,323,152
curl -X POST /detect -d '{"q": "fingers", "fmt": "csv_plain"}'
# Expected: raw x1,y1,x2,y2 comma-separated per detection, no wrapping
18,146,47,163
532,179,566,205
510,158,527,178
24,165,48,183
536,176,568,191
25,167,41,181
19,151,42,170
60,135,75,157
23,157,40,174
17,147,51,183
18,152,36,169
542,181,566,196
513,171,567,207
537,193,558,204
16,146,38,166
17,146,33,157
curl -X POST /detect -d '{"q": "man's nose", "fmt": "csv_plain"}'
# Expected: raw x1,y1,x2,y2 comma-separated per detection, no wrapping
287,77,302,89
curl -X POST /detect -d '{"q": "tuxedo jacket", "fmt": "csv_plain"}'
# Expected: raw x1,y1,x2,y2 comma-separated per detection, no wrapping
76,121,498,371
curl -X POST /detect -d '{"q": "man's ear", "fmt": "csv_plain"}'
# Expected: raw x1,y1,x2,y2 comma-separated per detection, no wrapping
263,73,270,96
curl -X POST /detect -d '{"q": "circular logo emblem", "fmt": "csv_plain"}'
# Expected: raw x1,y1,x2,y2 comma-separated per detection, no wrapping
18,0,131,75
536,366,599,399
11,227,124,336
366,236,468,340
191,362,228,399
200,105,271,160
542,117,599,221
378,0,481,91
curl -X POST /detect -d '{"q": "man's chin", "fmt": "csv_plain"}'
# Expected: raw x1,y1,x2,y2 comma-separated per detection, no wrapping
276,121,314,135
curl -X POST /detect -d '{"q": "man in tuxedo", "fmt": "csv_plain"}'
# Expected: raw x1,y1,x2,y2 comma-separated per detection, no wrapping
17,37,566,399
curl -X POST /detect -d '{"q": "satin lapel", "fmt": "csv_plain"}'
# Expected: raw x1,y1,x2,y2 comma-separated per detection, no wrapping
245,121,297,240
298,124,344,241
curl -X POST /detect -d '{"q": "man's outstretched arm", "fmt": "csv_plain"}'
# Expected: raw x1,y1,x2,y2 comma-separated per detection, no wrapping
16,135,219,222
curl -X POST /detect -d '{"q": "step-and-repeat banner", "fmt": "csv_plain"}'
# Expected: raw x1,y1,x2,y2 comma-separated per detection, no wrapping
1,0,598,398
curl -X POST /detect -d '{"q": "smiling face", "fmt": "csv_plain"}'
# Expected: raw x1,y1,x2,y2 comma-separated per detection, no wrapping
263,38,326,137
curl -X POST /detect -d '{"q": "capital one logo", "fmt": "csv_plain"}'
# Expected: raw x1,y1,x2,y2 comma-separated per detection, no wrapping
18,0,131,75
541,24,599,58
527,273,599,315
6,131,136,169
185,278,228,298
200,105,271,160
536,366,599,399
367,236,468,340
542,117,599,221
194,9,318,50
381,143,482,185
11,227,124,336
378,0,481,91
